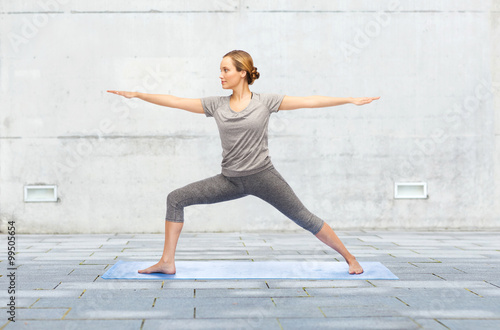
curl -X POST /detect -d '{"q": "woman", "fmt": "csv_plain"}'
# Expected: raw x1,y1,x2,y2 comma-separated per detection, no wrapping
108,50,379,275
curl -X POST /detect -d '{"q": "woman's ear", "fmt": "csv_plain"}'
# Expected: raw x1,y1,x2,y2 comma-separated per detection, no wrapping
240,70,247,79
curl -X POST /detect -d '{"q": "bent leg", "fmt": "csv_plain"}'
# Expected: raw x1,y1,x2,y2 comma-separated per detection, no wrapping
138,221,182,274
166,174,246,222
139,174,246,275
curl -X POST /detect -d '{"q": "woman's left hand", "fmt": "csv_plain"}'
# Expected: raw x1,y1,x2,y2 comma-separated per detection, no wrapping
351,96,380,106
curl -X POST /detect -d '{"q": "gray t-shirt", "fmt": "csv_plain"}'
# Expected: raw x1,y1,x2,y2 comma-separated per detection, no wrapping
201,93,285,177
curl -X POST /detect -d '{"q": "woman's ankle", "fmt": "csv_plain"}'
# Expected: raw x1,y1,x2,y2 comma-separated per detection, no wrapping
161,257,175,264
345,254,357,264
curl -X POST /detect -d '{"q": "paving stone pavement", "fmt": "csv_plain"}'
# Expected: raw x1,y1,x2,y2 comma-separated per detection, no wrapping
1,231,499,329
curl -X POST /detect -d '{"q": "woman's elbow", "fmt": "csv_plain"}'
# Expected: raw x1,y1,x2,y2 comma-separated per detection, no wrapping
305,96,320,108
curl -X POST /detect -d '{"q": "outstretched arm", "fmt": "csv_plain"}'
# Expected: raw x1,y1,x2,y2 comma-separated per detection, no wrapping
279,95,380,111
107,91,204,114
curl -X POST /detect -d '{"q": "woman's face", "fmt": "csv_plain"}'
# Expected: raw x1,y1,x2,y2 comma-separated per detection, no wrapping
219,56,246,89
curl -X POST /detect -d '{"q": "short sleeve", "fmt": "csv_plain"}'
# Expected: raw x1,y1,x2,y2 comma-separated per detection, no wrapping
260,94,285,113
201,96,223,117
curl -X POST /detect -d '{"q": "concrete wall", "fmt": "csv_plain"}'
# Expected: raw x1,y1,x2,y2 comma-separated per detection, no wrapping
1,0,499,233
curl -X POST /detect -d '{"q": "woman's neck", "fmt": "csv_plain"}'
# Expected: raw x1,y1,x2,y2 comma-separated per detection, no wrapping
231,84,252,101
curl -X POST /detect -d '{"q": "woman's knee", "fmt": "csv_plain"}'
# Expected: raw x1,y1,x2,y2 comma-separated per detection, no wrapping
166,189,182,208
166,189,185,222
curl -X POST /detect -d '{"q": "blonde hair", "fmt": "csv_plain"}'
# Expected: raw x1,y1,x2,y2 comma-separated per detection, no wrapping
223,50,260,85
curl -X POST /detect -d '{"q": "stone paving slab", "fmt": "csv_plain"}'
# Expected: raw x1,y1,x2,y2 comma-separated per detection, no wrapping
278,316,421,329
320,305,400,318
63,308,194,320
413,318,449,329
143,318,282,330
16,308,70,321
54,281,163,290
271,295,404,310
364,279,496,289
0,289,83,299
18,282,65,290
437,319,500,329
12,320,143,330
303,287,412,296
1,231,500,329
194,288,309,298
0,298,38,309
160,280,269,290
265,279,373,288
402,309,498,319
468,286,500,297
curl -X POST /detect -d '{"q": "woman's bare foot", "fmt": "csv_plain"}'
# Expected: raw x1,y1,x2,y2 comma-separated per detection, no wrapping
138,260,176,274
347,258,363,275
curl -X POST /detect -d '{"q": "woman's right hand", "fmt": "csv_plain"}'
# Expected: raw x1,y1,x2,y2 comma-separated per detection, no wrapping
107,90,137,99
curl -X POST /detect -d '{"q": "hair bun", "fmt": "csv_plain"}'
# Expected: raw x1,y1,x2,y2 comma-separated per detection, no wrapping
251,67,260,81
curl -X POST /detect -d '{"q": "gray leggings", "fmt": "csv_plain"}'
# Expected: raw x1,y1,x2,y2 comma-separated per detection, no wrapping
166,166,325,235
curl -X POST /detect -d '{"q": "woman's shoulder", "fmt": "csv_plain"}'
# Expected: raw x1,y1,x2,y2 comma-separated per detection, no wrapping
202,95,229,105
252,93,285,104
253,92,284,99
203,95,230,100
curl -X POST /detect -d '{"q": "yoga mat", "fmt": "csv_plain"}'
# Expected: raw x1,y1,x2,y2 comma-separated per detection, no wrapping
102,261,398,280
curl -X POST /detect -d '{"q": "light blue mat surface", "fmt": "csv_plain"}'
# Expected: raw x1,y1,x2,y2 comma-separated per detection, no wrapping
102,261,398,280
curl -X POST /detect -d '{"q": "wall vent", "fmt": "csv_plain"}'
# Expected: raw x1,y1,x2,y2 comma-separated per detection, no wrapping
24,185,58,202
394,182,427,199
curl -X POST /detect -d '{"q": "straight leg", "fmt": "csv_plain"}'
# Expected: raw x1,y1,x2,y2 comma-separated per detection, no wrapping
246,167,363,274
